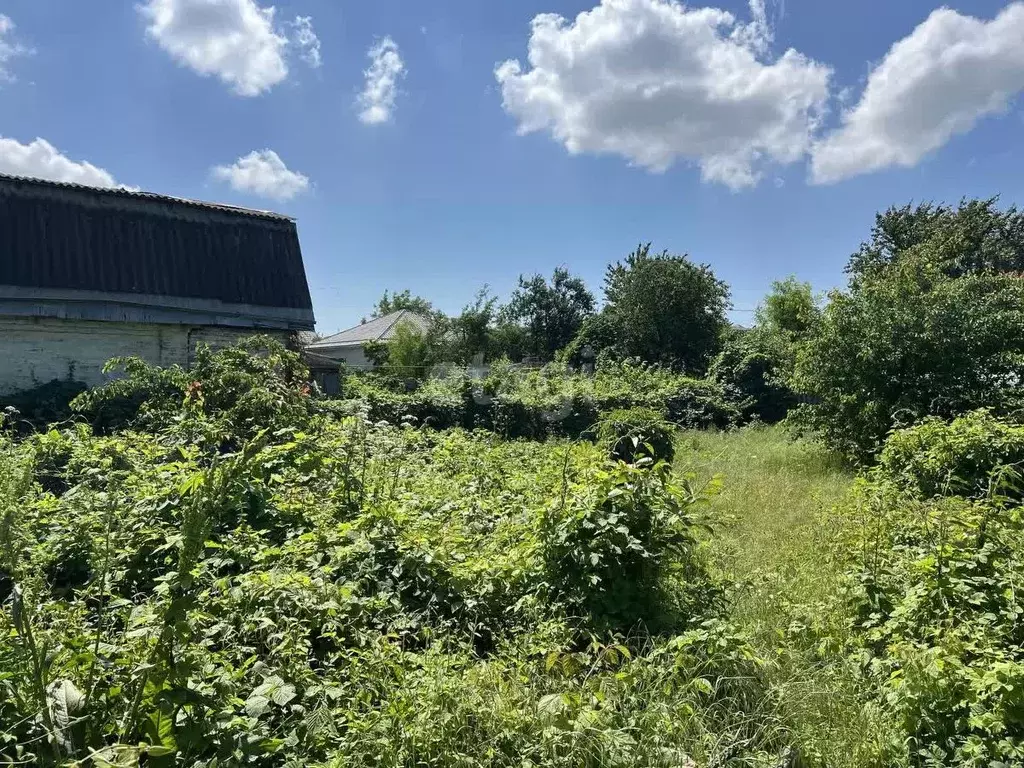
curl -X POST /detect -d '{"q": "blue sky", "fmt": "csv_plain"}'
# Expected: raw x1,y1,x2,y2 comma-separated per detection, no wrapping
1,0,1022,333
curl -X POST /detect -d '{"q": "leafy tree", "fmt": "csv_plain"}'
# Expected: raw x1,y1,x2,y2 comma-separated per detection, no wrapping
447,288,499,363
373,289,435,318
602,244,730,373
488,322,530,362
847,197,1024,282
709,329,795,424
755,276,821,341
795,251,1024,461
363,320,435,379
502,268,595,361
712,277,820,422
560,311,620,367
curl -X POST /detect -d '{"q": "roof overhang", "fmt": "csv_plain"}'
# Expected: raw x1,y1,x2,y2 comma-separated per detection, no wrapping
0,285,315,331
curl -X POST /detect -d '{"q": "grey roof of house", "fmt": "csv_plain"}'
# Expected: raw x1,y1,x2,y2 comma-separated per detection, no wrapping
0,173,314,329
308,309,430,349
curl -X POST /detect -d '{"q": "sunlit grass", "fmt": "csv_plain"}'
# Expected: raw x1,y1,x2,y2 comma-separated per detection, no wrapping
677,425,904,768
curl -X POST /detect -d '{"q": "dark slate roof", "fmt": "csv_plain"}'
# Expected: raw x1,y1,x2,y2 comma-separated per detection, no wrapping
0,174,314,316
308,310,431,349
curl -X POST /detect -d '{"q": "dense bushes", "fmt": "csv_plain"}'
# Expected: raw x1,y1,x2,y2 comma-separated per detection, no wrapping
344,360,738,440
795,200,1024,463
709,331,795,424
71,337,317,440
830,416,1024,766
0,347,794,767
878,410,1024,499
596,407,675,464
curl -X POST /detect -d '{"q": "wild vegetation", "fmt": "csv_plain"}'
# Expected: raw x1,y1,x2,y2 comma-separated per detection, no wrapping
4,196,1024,766
1,342,791,767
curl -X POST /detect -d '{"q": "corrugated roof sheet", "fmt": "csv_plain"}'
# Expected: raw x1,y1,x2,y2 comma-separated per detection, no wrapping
0,173,313,312
308,309,431,349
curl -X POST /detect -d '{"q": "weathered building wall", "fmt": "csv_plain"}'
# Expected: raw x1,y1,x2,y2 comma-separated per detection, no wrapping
330,346,372,370
0,317,288,395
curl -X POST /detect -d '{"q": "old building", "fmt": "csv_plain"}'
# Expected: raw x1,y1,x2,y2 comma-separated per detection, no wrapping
306,309,430,370
0,174,315,394
304,310,431,394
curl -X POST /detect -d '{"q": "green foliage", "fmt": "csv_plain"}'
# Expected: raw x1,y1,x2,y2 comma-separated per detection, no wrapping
71,336,316,441
709,330,795,424
343,359,737,439
0,379,88,432
487,323,530,363
447,287,499,363
709,278,817,425
0,342,796,767
878,410,1024,500
560,311,619,367
372,289,435,318
540,459,717,633
597,407,676,464
755,276,822,342
602,243,730,373
382,320,434,378
795,253,1024,462
361,338,390,368
847,197,1024,282
502,267,596,361
833,458,1024,767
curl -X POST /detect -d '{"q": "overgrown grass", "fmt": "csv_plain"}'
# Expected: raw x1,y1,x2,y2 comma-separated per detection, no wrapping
677,426,905,767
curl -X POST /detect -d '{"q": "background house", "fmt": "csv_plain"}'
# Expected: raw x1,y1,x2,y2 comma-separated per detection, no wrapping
0,174,315,394
304,309,430,391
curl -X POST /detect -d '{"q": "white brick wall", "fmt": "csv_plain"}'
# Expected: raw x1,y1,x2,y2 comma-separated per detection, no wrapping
0,317,288,395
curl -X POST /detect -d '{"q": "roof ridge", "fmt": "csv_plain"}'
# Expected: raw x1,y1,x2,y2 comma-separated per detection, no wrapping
377,308,410,341
0,172,294,222
308,309,429,348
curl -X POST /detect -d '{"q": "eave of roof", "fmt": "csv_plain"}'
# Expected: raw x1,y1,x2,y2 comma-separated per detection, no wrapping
0,172,293,221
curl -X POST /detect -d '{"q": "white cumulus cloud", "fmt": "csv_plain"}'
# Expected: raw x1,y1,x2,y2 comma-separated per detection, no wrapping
0,137,119,188
290,15,321,68
0,15,31,82
357,37,405,125
139,0,290,96
812,3,1024,184
494,0,831,189
212,149,309,201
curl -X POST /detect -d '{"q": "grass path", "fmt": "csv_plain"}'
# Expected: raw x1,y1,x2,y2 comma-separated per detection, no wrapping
677,426,899,768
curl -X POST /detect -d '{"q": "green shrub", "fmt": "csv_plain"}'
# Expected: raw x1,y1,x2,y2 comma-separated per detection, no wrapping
709,331,796,424
0,404,774,766
340,360,737,440
879,410,1024,499
597,407,675,464
795,250,1024,463
0,379,88,432
834,476,1024,767
663,379,739,429
70,356,187,433
72,336,316,441
539,457,715,633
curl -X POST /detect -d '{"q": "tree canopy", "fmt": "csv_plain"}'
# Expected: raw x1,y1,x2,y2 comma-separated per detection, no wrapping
847,198,1024,282
502,267,596,361
796,247,1024,462
373,290,436,318
602,244,730,373
755,276,821,341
